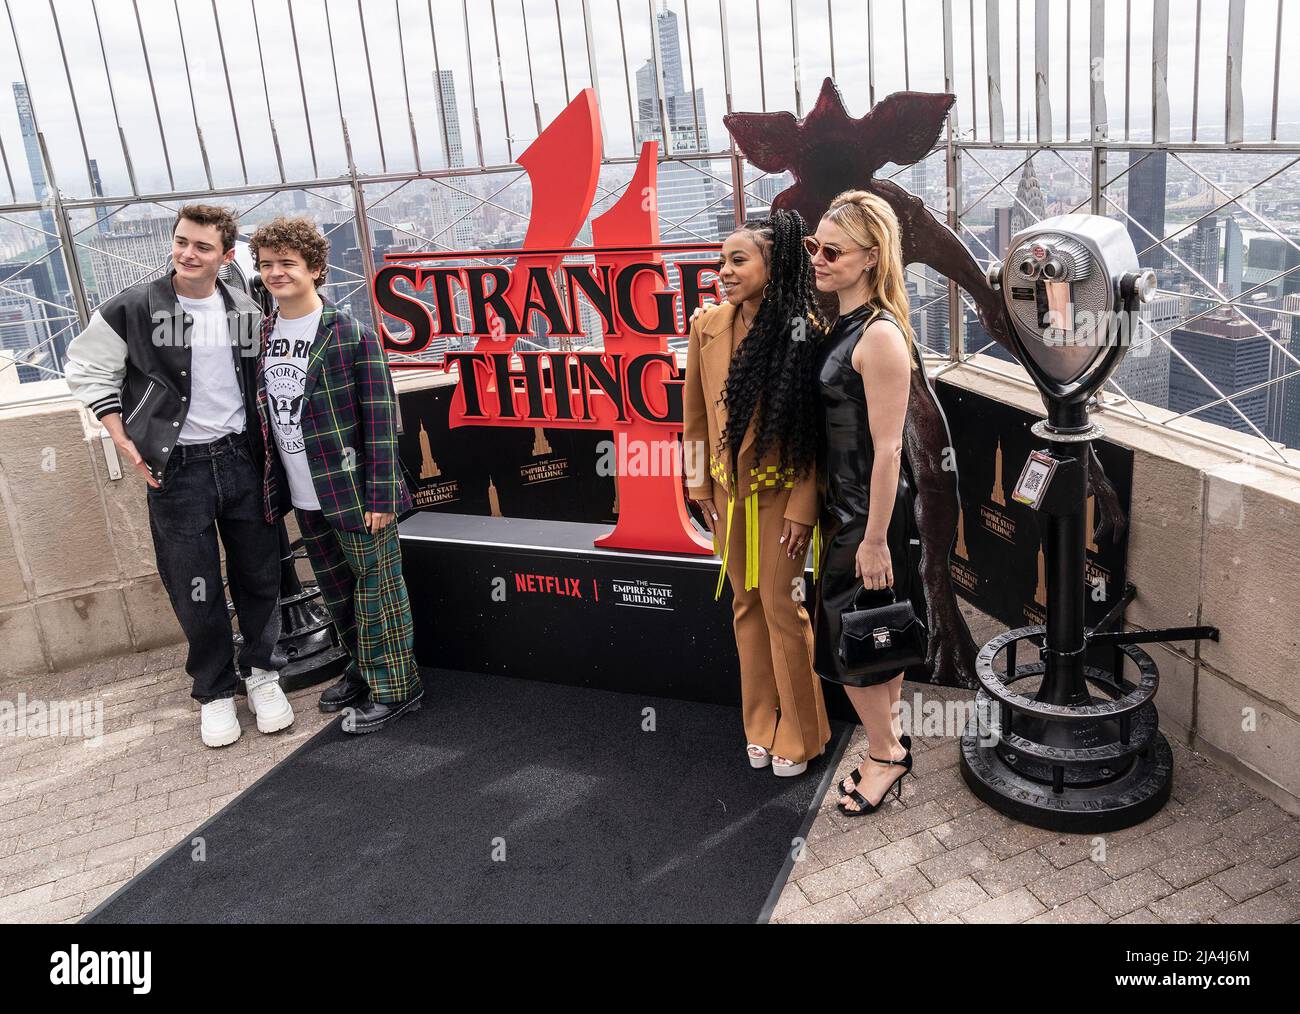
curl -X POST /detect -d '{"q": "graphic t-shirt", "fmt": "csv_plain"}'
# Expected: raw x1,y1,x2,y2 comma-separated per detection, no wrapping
263,307,324,510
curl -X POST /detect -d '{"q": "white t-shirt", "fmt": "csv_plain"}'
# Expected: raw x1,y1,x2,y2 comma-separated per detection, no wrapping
176,290,247,444
263,307,324,511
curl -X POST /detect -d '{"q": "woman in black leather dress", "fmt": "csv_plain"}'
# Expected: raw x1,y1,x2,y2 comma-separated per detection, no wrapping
807,190,921,816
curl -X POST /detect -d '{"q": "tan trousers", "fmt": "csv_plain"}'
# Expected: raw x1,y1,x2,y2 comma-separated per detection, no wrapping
715,484,832,764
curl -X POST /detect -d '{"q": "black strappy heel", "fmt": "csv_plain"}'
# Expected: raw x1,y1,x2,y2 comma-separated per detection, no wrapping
838,735,911,797
837,751,912,817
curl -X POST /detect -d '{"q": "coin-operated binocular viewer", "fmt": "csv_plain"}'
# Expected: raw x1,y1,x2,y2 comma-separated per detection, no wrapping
960,214,1219,832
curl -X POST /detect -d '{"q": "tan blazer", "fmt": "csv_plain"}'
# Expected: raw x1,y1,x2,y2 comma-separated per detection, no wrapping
683,301,818,528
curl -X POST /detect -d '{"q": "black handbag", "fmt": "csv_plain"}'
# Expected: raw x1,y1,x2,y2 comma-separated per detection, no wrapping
837,585,928,678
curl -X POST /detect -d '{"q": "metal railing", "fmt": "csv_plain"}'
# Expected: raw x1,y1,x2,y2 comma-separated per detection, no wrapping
0,0,1295,468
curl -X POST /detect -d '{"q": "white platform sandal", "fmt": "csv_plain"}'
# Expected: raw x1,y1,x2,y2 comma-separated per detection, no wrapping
747,744,772,769
771,754,809,778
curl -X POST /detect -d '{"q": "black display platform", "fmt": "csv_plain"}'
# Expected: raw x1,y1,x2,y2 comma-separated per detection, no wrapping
400,513,758,708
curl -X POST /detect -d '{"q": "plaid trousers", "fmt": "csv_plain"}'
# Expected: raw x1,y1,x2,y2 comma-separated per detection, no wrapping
296,508,421,703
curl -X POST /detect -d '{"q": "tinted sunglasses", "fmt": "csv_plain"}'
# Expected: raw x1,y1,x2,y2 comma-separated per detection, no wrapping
802,236,873,263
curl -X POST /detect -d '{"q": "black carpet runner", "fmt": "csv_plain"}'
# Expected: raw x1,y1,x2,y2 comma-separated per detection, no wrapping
87,670,847,923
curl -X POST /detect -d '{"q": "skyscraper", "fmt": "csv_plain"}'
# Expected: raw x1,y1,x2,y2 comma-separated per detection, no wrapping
1168,312,1276,437
1277,293,1300,450
1247,234,1300,299
992,206,1015,262
13,83,69,298
1126,150,1168,271
1223,218,1244,300
1010,160,1047,235
1190,217,1221,289
433,69,475,251
0,277,52,386
1111,294,1180,408
88,159,111,237
11,82,71,378
86,217,174,303
635,4,719,245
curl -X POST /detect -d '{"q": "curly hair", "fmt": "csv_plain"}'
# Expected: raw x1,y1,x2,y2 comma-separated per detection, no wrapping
717,208,825,482
248,216,330,289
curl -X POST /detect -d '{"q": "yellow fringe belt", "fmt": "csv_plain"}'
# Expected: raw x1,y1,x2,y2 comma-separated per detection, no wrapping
710,462,810,601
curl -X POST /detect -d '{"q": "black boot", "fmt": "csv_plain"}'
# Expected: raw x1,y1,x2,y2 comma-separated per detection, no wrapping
318,672,369,713
340,686,424,734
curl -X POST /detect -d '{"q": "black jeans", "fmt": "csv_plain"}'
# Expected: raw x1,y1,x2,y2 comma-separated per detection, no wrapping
146,432,285,703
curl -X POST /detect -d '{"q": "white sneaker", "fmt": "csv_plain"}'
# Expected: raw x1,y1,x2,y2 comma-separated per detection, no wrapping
200,697,242,748
245,668,295,734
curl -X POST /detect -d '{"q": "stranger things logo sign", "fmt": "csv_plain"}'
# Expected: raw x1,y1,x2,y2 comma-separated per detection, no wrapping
373,89,720,555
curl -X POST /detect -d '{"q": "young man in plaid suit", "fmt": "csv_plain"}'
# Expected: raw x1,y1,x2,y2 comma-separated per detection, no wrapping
249,217,423,733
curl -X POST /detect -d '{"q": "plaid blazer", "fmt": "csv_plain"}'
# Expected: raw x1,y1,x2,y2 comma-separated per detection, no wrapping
255,301,412,532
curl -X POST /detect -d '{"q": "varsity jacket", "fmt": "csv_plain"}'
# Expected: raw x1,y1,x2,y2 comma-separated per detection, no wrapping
62,270,267,483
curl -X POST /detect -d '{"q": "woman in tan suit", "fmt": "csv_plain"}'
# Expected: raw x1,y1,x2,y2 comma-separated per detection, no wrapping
684,209,831,776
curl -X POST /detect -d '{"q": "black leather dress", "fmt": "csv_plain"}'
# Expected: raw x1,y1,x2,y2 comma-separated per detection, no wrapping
811,302,921,687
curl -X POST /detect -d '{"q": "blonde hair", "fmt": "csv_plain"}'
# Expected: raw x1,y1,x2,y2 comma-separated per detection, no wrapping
822,190,917,369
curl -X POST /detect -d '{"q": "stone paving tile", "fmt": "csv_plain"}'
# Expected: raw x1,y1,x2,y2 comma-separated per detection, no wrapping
1149,816,1221,851
795,855,880,904
1242,824,1300,868
1210,861,1288,903
787,847,827,877
1038,835,1099,870
1213,889,1300,924
770,881,810,921
1029,859,1113,909
1113,907,1164,924
1180,776,1261,824
918,840,997,888
930,806,1012,850
774,892,863,925
865,830,946,877
1215,800,1294,842
1090,870,1175,918
893,766,964,808
904,876,989,923
934,785,987,820
47,859,135,903
1095,833,1171,880
1151,844,1233,889
876,800,950,843
848,869,932,918
807,822,890,867
973,847,1056,899
1027,895,1109,924
860,903,919,923
960,886,1046,923
983,822,1061,860
1104,808,1176,844
1149,882,1236,923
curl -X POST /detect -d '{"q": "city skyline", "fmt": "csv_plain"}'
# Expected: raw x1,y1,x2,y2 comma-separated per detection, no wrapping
0,1,1296,203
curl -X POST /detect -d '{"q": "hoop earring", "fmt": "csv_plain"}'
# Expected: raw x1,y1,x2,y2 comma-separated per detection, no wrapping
762,282,772,300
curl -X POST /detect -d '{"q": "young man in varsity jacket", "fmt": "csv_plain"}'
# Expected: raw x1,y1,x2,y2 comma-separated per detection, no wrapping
249,217,423,734
63,204,294,748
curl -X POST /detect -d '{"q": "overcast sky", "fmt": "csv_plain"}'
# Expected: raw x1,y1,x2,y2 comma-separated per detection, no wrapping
0,0,1294,203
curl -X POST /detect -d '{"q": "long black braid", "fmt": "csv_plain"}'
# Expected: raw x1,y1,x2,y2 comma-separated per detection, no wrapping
718,209,825,482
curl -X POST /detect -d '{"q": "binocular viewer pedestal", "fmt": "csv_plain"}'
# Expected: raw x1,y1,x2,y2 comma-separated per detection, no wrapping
959,422,1219,833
